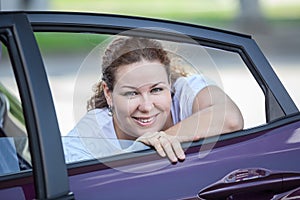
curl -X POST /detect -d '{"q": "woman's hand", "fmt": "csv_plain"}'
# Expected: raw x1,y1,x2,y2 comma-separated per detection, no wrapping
136,131,185,163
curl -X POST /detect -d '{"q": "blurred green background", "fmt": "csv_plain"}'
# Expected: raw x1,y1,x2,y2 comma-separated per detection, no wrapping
30,0,299,54
3,0,299,61
50,0,300,27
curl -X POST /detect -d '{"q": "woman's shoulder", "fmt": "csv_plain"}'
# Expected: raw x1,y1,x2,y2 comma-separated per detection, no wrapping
171,74,216,121
82,108,111,124
68,108,113,137
174,74,214,88
172,74,215,95
86,107,109,115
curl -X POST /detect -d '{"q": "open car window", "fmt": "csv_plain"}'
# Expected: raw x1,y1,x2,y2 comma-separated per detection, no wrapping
35,31,267,164
1,12,297,168
1,24,295,167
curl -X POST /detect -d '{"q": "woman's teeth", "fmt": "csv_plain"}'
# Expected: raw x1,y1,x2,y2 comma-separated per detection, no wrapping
139,117,153,123
133,116,155,125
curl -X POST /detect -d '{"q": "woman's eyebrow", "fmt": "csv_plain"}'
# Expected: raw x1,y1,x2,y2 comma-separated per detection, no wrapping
150,82,168,88
121,82,168,89
121,85,137,90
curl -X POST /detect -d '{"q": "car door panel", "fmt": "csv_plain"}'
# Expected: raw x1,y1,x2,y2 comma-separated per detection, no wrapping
67,117,300,199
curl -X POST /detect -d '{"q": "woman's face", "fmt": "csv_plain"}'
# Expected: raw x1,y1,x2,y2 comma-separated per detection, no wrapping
104,60,172,140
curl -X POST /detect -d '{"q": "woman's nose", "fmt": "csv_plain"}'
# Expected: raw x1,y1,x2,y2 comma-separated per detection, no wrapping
138,95,154,112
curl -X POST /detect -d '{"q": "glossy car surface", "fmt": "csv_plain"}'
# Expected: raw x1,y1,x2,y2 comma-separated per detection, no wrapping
0,11,299,199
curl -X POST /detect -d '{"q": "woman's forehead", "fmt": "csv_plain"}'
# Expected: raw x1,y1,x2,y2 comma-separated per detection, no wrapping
114,60,169,86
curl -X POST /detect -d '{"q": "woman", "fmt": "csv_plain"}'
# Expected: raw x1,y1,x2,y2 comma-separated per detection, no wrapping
64,37,244,163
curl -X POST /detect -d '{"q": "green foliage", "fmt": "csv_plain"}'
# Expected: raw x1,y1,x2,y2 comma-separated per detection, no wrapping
50,0,300,20
39,0,300,53
0,83,25,125
35,32,108,53
51,0,238,20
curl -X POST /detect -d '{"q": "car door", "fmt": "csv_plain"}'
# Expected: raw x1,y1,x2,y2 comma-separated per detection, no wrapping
0,12,71,199
0,12,300,200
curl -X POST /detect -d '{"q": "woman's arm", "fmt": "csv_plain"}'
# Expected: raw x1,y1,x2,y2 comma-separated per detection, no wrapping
166,85,244,141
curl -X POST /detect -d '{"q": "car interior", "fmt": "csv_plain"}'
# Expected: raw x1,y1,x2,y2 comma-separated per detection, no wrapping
0,42,32,175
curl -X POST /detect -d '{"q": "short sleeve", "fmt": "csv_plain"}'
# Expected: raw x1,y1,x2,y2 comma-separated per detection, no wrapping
171,74,215,123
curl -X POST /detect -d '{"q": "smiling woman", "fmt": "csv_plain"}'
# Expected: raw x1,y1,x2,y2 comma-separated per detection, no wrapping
63,36,244,164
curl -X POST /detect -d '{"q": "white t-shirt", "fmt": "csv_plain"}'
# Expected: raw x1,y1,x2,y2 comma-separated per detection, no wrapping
63,74,214,163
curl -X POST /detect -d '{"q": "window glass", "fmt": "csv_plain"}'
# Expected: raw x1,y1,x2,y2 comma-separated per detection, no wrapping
35,32,109,135
36,32,266,164
205,48,265,128
0,43,31,176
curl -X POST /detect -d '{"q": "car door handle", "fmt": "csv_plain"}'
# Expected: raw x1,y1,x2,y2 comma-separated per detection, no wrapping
198,168,300,200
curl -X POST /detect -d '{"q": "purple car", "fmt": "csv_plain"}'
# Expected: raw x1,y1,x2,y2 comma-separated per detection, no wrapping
0,11,299,199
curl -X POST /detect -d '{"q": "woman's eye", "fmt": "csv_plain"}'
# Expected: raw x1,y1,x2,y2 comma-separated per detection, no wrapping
124,91,138,97
150,87,163,94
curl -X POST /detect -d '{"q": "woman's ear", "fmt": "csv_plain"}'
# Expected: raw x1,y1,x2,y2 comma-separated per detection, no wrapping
102,81,113,106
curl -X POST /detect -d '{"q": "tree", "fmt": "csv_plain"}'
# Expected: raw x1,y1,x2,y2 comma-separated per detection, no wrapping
235,0,269,34
0,0,48,11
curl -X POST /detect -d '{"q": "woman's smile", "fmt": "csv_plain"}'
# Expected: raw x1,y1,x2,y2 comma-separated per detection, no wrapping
132,114,159,127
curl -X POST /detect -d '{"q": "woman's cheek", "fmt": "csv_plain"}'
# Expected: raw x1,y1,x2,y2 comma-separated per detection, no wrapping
155,94,172,110
122,98,139,115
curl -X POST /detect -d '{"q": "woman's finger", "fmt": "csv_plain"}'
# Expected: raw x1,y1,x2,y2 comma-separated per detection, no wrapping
159,132,185,162
137,133,166,157
150,137,166,158
137,131,185,162
158,135,178,163
168,137,185,161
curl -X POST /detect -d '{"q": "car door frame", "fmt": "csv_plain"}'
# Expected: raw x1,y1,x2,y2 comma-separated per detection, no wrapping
0,12,72,199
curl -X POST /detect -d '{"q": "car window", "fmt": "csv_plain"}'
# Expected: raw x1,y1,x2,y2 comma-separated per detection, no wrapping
0,43,32,176
203,47,265,127
35,31,266,164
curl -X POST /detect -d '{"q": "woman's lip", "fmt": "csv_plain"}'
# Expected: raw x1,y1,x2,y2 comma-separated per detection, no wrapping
132,114,158,127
